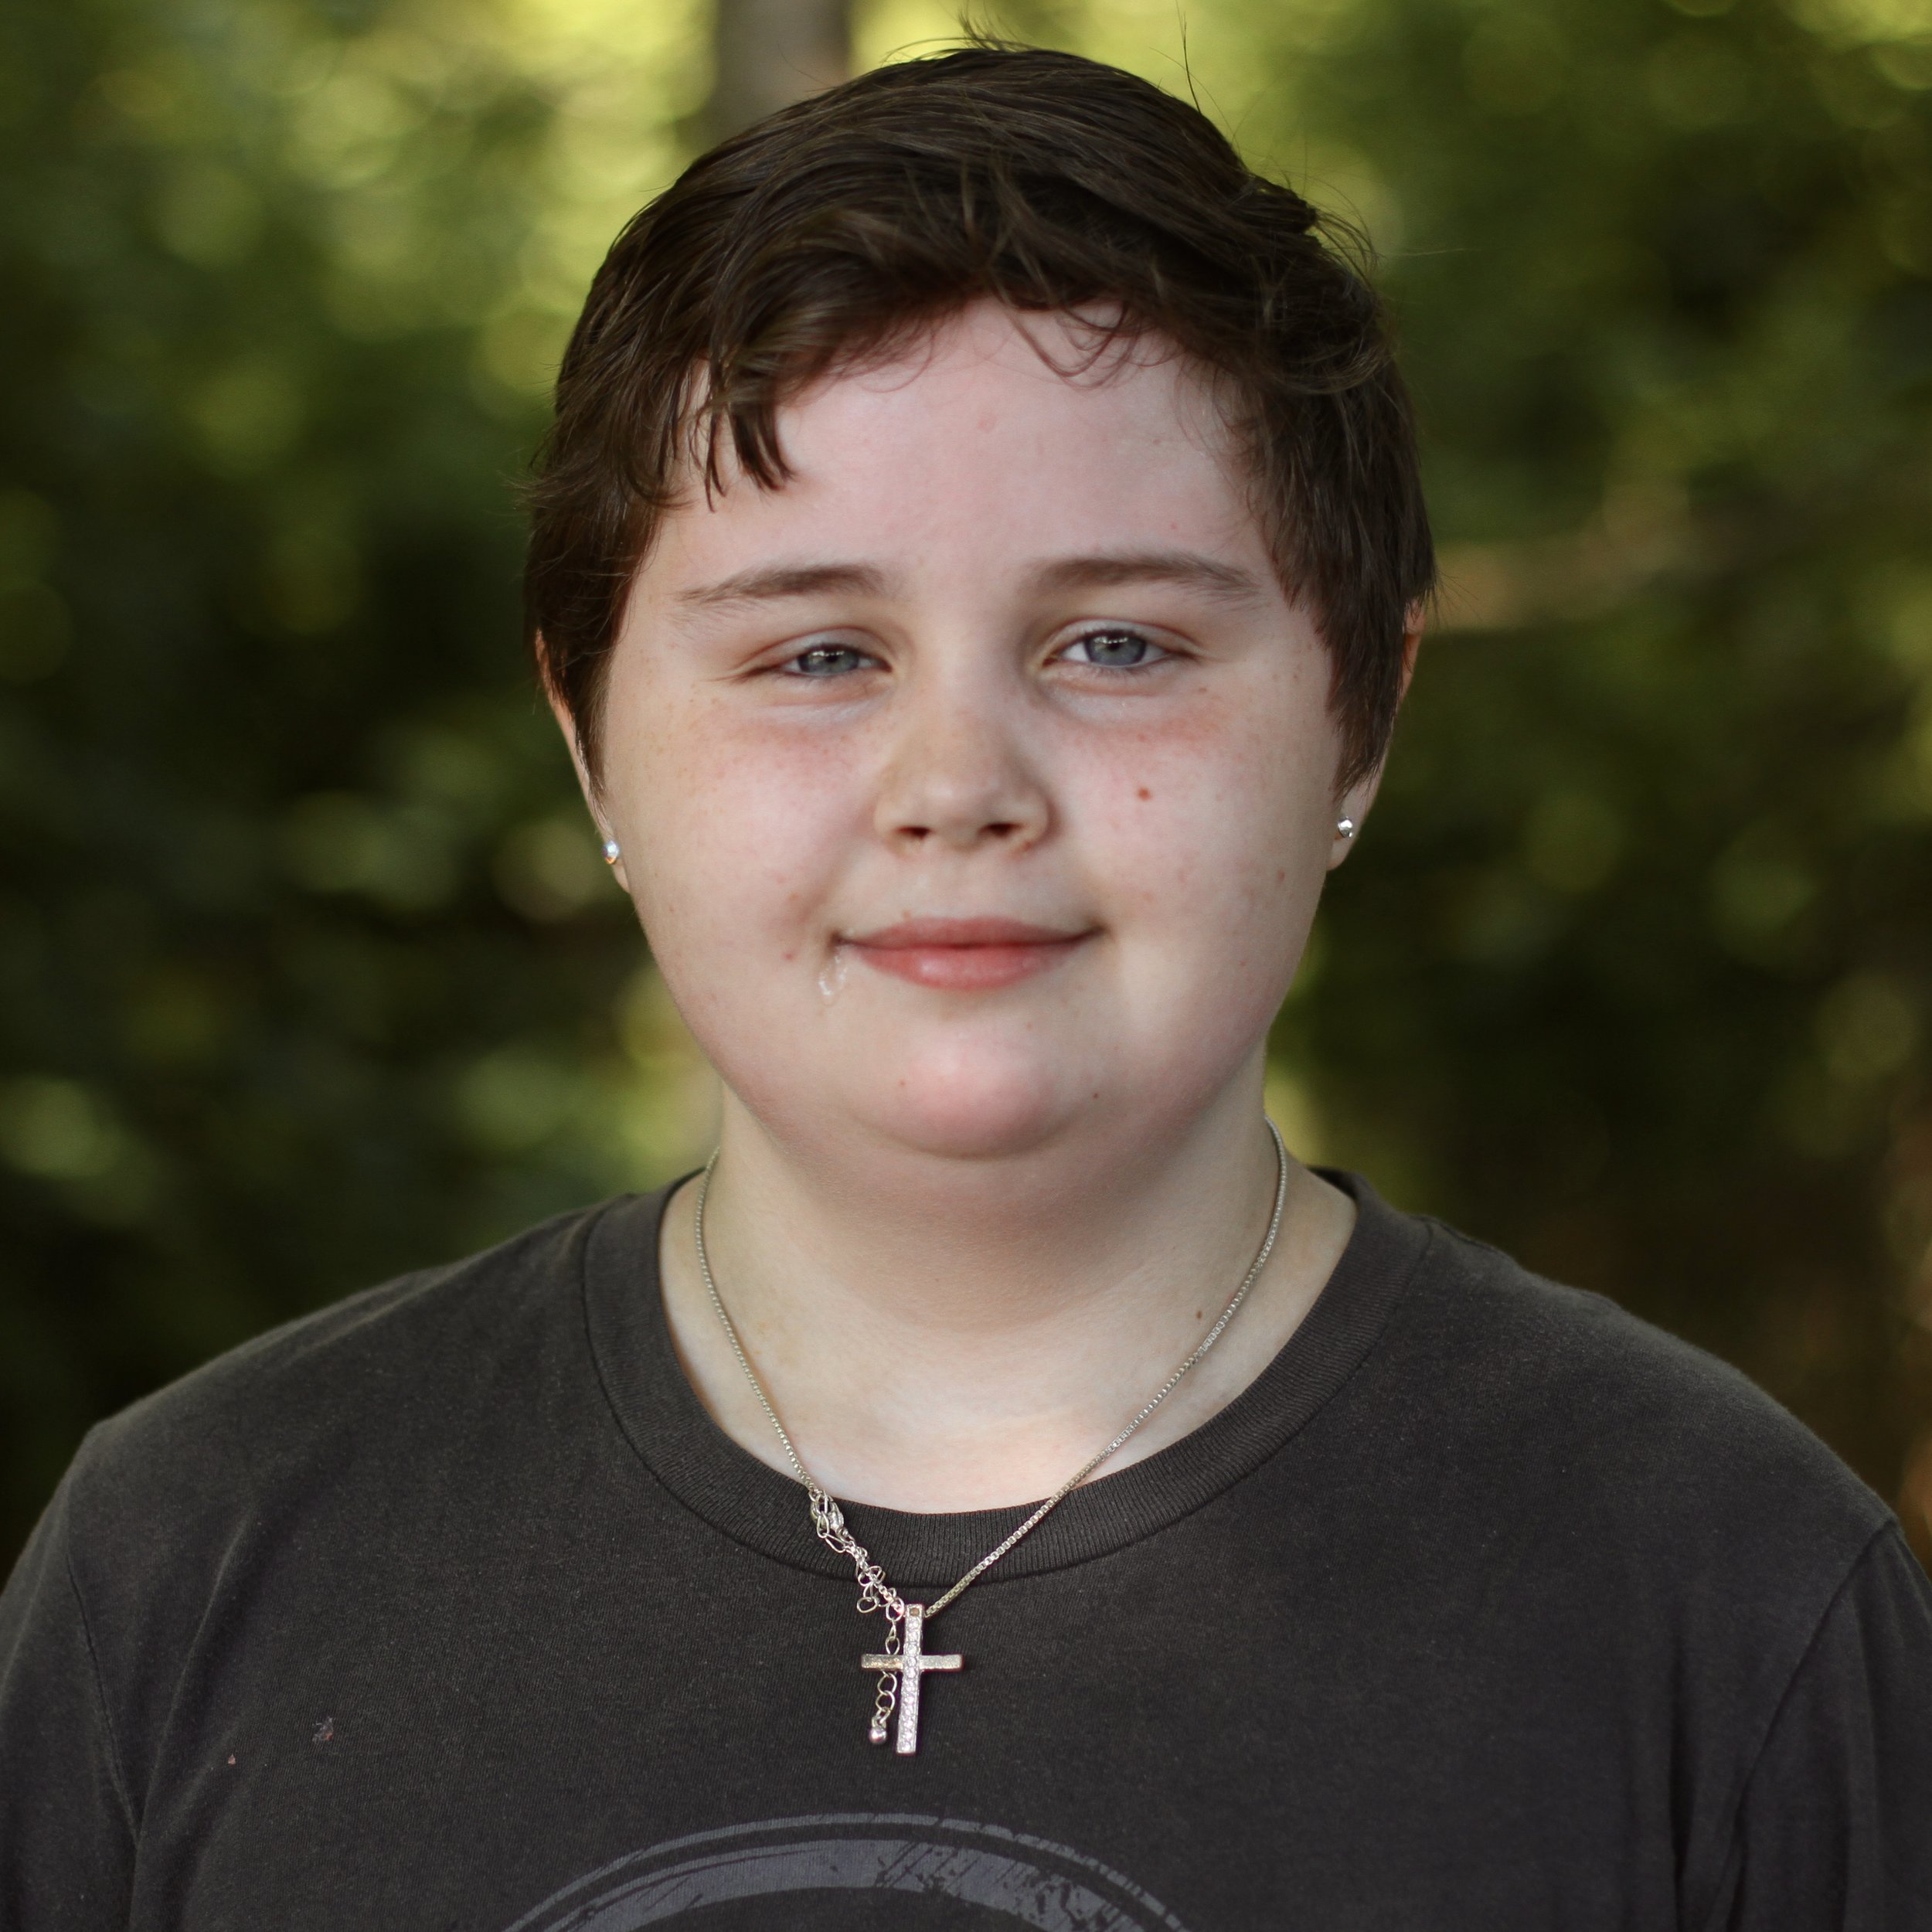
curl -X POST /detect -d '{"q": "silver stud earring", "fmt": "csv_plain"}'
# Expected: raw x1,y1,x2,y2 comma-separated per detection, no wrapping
601,838,621,865
1336,818,1357,839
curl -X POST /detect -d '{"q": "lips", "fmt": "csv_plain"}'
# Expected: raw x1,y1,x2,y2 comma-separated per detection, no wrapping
845,917,1094,991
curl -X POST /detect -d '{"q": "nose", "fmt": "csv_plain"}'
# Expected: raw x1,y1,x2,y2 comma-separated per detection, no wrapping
872,670,1052,856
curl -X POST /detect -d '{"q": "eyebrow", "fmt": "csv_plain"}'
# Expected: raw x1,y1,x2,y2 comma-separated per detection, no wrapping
1023,550,1268,606
676,562,889,611
672,548,1267,613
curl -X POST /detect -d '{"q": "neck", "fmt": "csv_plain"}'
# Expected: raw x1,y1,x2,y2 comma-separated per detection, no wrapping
655,1070,1356,1512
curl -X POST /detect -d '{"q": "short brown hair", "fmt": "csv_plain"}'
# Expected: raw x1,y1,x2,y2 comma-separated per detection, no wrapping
526,43,1434,794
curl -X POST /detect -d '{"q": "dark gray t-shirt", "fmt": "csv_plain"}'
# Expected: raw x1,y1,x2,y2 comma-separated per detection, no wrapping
3,1172,1930,1930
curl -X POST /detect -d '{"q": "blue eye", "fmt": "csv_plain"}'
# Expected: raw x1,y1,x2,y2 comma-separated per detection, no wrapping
784,644,875,677
1063,628,1167,670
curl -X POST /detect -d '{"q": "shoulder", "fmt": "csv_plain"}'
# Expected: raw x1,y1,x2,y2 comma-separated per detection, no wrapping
1380,1199,1892,1577
57,1193,644,1565
19,1192,662,1832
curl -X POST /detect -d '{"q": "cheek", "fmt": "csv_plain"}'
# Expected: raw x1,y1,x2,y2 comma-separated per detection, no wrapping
1094,686,1334,937
615,702,855,954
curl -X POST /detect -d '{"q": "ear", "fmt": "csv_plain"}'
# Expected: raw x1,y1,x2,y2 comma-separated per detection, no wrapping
1326,602,1425,872
542,650,631,894
1398,598,1424,701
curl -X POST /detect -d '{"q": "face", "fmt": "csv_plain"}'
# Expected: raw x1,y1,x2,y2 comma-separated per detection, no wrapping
582,301,1378,1165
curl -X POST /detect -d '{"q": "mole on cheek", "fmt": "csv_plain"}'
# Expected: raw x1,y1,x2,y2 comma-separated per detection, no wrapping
1137,787,1151,801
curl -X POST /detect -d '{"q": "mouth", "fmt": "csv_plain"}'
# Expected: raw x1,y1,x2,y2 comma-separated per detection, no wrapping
843,917,1096,992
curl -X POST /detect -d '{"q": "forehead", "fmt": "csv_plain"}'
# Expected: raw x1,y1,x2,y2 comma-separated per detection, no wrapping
645,302,1270,587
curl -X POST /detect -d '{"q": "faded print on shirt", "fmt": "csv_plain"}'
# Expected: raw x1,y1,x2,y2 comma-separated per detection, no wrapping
502,1813,1193,1930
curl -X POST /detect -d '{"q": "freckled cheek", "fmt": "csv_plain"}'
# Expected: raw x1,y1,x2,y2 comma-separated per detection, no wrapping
1087,711,1312,926
626,723,858,942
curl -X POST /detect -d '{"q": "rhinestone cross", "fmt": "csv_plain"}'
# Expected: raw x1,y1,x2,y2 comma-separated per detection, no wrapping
860,1603,963,1755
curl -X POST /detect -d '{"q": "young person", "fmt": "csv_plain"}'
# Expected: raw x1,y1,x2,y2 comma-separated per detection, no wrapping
4,43,1930,1931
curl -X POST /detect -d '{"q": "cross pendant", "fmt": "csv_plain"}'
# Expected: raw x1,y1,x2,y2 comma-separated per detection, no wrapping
860,1603,963,1755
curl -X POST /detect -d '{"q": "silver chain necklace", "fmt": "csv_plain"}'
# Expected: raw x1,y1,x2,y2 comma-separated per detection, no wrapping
692,1116,1290,1755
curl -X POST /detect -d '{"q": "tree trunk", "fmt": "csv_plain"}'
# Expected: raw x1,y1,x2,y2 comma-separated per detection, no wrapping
706,0,852,145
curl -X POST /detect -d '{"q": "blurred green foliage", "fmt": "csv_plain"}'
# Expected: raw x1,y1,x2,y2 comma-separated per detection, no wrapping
1236,0,1932,1554
3,0,1930,1568
0,0,718,1557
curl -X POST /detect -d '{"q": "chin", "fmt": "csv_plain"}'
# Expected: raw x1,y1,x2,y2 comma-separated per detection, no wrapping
846,1043,1081,1162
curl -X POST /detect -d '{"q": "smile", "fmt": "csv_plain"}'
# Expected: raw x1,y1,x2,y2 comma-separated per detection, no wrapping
844,918,1095,992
